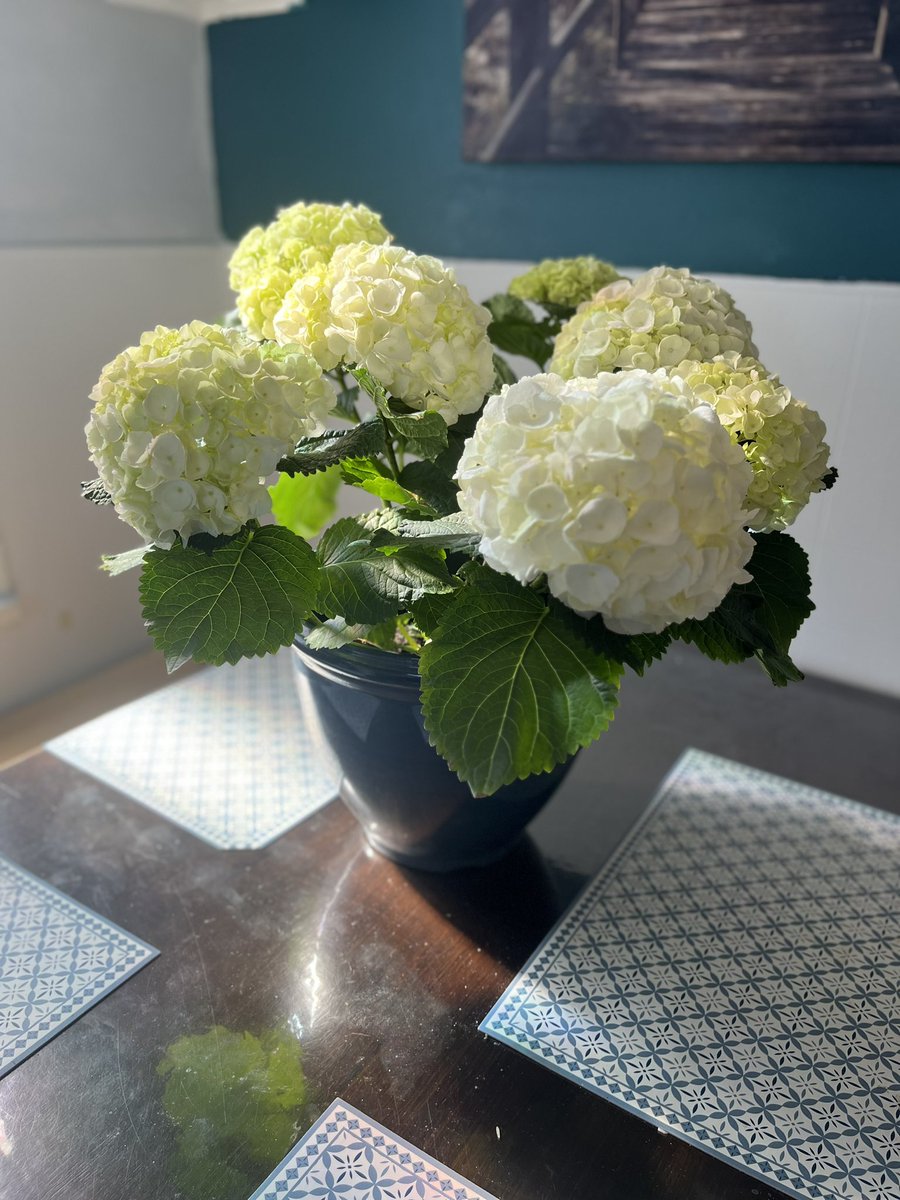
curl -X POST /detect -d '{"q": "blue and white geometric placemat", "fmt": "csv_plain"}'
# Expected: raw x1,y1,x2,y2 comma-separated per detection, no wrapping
0,854,158,1078
47,652,340,850
481,749,900,1200
248,1098,499,1200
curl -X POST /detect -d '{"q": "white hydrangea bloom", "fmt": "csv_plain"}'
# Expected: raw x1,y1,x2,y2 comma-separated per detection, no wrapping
274,242,495,424
86,322,334,548
550,266,757,379
229,200,391,340
670,354,831,532
456,371,755,634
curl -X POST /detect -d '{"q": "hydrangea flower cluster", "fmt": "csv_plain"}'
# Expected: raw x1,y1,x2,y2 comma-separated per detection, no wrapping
456,371,754,634
670,354,831,532
550,267,757,379
86,322,333,548
274,242,495,424
508,256,621,309
229,201,391,340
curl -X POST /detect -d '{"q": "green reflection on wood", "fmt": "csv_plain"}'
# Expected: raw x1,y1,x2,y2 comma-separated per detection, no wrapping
158,1026,307,1198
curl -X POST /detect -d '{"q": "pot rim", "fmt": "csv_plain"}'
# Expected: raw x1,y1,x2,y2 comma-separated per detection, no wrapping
293,628,421,698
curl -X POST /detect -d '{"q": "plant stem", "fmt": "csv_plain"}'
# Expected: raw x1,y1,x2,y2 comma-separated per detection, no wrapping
332,366,361,424
397,620,421,654
382,422,402,481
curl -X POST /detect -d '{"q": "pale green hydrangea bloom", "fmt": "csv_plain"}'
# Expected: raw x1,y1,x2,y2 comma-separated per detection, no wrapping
274,242,495,424
456,370,754,634
86,322,333,547
508,256,621,308
550,266,757,378
229,201,391,340
670,354,831,532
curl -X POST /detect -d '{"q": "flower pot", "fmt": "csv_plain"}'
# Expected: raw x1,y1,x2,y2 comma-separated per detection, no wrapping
292,635,574,873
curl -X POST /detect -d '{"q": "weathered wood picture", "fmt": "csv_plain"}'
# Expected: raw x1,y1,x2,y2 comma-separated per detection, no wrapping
464,0,900,161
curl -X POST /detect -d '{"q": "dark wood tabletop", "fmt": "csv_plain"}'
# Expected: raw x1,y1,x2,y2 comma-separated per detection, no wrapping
0,643,898,1200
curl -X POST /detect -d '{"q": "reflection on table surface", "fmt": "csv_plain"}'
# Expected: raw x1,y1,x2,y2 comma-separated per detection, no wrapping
0,644,898,1200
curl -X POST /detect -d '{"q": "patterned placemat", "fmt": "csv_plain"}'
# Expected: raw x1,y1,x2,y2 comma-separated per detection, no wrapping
248,1098,499,1200
47,652,340,850
0,854,158,1078
481,749,900,1200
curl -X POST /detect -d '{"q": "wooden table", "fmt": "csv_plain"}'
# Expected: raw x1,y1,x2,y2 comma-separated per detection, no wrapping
0,644,897,1200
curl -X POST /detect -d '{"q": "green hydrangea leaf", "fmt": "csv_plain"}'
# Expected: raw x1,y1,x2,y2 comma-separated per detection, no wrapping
488,321,553,369
675,531,812,685
269,465,340,539
420,568,620,795
542,301,577,323
305,617,374,650
350,365,450,460
101,545,150,575
483,293,534,325
362,617,410,652
570,612,672,675
356,507,404,534
139,525,319,671
305,616,411,652
432,406,486,477
409,591,457,637
382,408,449,460
372,511,480,553
317,517,454,625
746,530,814,649
674,589,765,665
341,461,446,515
333,385,361,422
329,368,361,422
82,478,113,505
492,352,517,389
755,647,805,687
277,419,385,477
350,364,387,402
339,458,419,507
398,461,459,516
483,293,554,368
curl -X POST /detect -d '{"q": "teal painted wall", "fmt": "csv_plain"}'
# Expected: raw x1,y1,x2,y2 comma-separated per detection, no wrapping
208,0,900,281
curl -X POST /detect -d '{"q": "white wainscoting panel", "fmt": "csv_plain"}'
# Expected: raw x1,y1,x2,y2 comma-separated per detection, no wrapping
0,245,232,713
0,0,219,245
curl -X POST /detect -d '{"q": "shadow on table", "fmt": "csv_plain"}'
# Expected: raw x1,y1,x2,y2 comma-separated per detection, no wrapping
397,834,587,972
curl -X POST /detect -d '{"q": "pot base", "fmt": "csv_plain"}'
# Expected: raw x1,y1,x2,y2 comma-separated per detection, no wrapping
294,638,575,873
361,826,527,874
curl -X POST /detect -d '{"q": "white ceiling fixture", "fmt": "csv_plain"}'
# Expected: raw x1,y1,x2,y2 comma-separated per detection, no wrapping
105,0,304,23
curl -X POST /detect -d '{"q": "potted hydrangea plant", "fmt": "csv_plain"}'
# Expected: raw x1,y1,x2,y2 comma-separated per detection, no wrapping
83,202,835,871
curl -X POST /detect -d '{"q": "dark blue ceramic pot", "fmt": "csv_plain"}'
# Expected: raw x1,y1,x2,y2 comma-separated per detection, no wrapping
292,635,574,873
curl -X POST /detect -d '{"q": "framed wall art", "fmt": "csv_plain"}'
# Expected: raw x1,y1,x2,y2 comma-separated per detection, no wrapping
464,0,900,161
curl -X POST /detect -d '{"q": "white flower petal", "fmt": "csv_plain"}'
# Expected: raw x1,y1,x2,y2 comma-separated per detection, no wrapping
457,370,754,633
551,266,756,379
274,242,494,424
85,322,333,547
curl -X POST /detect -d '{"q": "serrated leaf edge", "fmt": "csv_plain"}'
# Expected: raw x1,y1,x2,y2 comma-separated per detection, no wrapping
419,594,618,794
